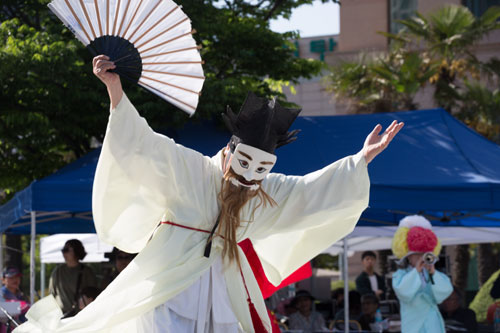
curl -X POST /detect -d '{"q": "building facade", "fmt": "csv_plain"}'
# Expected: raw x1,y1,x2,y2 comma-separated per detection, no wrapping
286,0,500,116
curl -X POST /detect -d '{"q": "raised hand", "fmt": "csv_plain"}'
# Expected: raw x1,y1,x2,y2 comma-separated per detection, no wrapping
416,258,425,273
363,120,404,164
93,55,123,108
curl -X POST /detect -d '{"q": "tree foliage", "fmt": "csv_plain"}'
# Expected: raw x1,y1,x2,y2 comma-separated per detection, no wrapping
387,5,500,112
326,46,437,113
0,0,328,199
325,4,500,142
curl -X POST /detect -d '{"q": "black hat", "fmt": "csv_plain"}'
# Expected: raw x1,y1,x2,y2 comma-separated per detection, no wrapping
222,92,301,154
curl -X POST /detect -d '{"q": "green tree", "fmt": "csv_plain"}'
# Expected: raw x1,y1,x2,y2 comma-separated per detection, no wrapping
326,5,500,115
457,58,500,142
1,0,328,276
325,45,437,113
387,4,500,112
1,0,328,199
0,19,109,194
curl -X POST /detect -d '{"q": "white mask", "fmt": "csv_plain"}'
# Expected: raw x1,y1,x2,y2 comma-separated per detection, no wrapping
226,143,276,188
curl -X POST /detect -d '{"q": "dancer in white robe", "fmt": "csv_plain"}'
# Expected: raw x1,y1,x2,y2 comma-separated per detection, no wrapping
14,55,403,333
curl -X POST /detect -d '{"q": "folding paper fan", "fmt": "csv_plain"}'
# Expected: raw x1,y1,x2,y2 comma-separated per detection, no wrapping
48,0,205,115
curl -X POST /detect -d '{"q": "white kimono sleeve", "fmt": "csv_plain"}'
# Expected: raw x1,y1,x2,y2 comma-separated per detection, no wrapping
250,151,370,285
92,94,214,253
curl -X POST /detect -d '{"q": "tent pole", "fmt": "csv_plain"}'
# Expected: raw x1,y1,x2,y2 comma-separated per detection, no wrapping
41,263,46,298
30,211,36,305
0,233,3,275
343,237,349,333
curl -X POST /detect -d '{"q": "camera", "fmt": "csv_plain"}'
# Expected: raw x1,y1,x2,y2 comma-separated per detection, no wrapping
423,252,438,265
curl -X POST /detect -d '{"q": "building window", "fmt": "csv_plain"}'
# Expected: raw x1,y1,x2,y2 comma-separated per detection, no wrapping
390,0,418,34
463,0,500,17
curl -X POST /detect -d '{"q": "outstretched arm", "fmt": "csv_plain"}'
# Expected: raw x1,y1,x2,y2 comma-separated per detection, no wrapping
363,120,404,164
93,55,123,109
249,120,403,284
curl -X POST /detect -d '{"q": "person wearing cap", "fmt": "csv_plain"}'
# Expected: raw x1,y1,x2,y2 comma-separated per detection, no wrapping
1,268,26,303
100,248,137,290
1,267,30,326
391,215,453,333
288,290,326,332
15,56,403,332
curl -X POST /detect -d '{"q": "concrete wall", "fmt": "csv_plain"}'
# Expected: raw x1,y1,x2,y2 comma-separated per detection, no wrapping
418,0,461,14
339,0,388,52
282,75,349,116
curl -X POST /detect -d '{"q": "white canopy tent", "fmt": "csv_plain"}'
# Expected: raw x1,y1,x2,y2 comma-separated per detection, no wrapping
39,234,113,297
324,227,500,256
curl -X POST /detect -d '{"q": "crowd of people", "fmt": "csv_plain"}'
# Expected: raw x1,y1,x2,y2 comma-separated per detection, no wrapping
263,216,488,333
0,239,135,332
4,219,494,332
3,217,497,333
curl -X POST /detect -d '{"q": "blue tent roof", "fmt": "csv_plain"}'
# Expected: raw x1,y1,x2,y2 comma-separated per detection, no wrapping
2,108,500,234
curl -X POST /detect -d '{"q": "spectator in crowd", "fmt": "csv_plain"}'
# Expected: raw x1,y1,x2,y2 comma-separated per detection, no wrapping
331,287,345,316
392,215,452,333
334,290,362,322
440,286,478,333
100,247,137,289
1,268,28,303
0,267,30,324
358,294,380,330
49,239,97,317
78,287,101,311
284,300,297,317
356,251,386,299
288,290,327,332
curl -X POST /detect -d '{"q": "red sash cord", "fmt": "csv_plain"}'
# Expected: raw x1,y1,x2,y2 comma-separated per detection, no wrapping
161,221,225,240
161,221,211,234
161,220,269,333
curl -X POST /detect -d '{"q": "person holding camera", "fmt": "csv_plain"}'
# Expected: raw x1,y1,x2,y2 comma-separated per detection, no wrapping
49,239,97,318
391,215,452,333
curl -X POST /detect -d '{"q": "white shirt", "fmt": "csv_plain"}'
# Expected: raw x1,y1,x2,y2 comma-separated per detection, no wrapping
369,274,379,293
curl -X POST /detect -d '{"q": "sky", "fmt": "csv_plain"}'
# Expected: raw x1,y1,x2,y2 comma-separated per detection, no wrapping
269,0,340,38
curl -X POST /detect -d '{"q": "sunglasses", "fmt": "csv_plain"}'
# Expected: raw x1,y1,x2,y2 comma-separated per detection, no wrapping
61,247,71,253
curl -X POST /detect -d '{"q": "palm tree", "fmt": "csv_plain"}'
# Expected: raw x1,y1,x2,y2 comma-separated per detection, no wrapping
458,80,500,143
388,5,500,112
325,45,437,113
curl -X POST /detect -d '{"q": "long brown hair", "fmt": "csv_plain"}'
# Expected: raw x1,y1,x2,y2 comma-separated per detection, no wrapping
216,168,276,267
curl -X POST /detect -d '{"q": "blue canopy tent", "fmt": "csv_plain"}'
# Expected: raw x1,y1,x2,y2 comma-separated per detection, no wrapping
1,108,500,305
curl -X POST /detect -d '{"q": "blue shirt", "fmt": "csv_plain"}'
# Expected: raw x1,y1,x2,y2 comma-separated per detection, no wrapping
393,268,452,333
1,286,25,301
